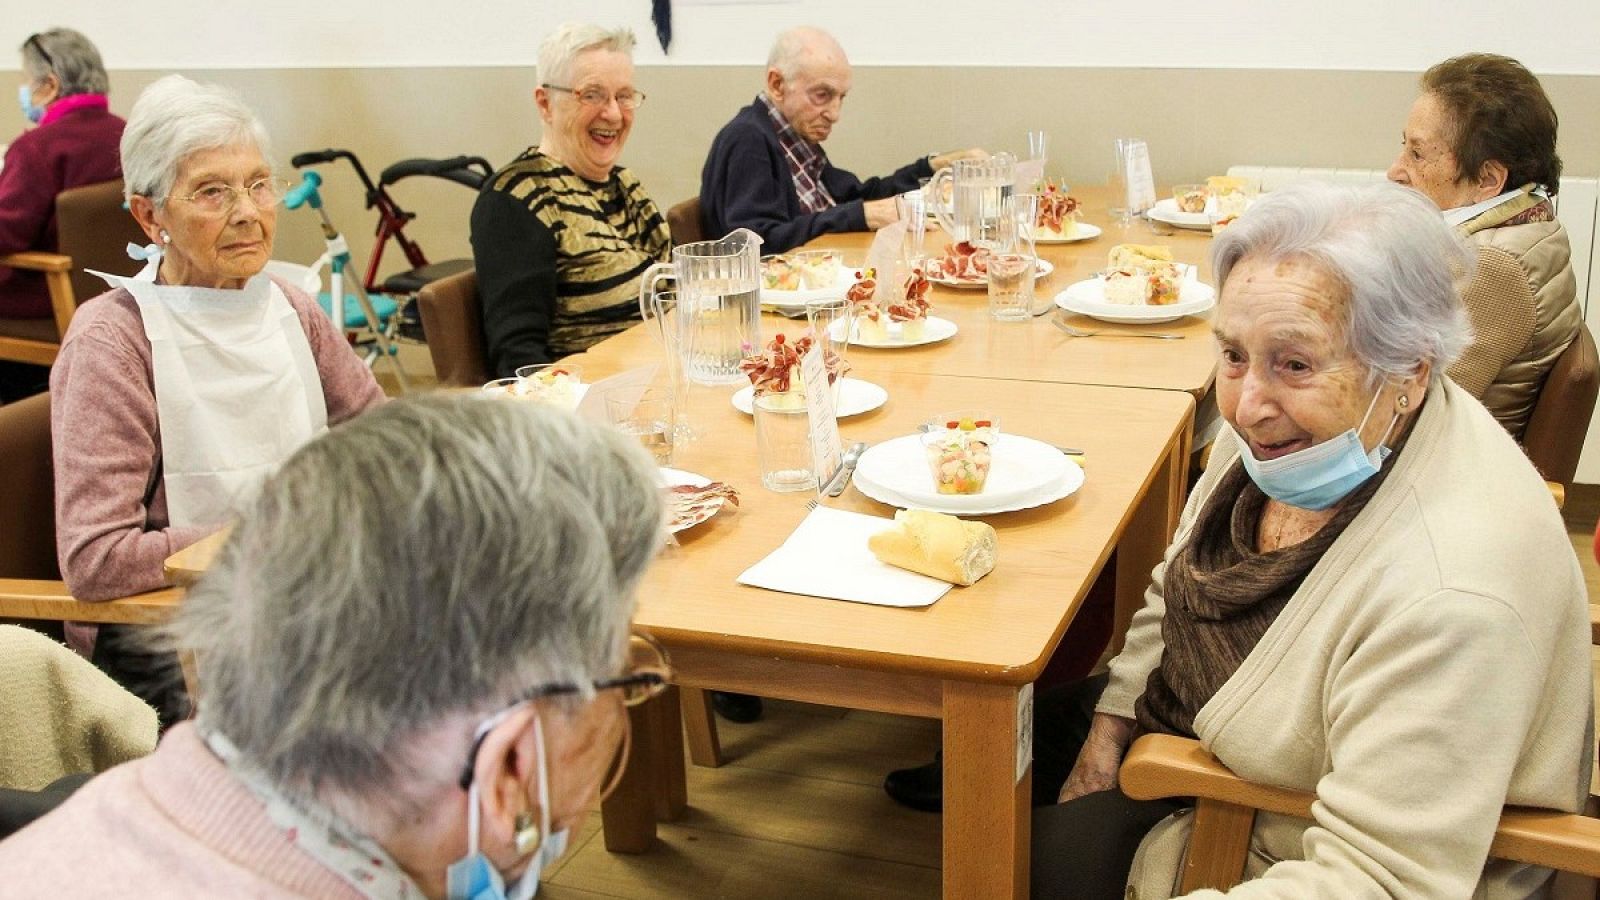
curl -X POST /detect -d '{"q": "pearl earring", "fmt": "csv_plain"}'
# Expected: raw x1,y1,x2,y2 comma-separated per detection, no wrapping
1398,394,1410,409
513,811,542,855
159,229,170,243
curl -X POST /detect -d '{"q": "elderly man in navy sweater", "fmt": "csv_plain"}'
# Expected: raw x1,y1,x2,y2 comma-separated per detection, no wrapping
699,26,982,254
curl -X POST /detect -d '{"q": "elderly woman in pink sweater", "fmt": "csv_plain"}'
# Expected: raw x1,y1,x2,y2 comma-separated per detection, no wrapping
0,394,672,898
48,74,383,722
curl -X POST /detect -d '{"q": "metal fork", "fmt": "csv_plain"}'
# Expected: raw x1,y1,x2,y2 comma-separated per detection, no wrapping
1052,317,1185,340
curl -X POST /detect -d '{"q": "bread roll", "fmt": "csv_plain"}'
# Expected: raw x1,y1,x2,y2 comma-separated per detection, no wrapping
868,509,997,586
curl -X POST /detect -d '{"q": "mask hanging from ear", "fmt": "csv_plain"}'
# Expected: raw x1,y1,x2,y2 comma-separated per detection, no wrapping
17,84,45,124
1236,387,1402,511
446,713,572,900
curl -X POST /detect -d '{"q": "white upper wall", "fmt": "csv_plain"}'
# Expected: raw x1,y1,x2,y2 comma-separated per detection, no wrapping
16,1,1600,75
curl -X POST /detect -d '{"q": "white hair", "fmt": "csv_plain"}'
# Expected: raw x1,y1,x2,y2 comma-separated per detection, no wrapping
119,74,273,204
156,393,664,816
20,28,109,95
767,26,845,81
537,22,636,88
1212,181,1475,385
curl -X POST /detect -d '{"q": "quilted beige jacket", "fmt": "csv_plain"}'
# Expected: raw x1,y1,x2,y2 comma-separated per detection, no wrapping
1446,186,1581,440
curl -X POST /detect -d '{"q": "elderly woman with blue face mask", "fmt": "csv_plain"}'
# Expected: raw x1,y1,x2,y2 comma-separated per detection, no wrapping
0,393,671,899
1027,181,1592,899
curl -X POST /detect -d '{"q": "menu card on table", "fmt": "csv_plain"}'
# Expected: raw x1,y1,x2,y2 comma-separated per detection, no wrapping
800,344,841,493
574,364,658,423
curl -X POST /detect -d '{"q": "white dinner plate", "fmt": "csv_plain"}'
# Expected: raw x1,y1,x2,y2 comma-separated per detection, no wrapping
761,265,858,313
1054,276,1216,324
926,257,1055,289
830,315,958,349
853,433,1082,515
731,377,888,418
1034,223,1103,244
660,467,726,534
1146,197,1211,231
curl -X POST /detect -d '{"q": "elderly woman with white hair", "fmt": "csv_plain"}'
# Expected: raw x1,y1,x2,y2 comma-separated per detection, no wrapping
48,74,383,722
0,393,671,898
471,22,670,378
0,28,124,400
1027,181,1591,898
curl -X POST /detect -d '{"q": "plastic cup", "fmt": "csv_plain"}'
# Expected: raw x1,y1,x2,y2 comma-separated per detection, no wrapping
754,393,816,492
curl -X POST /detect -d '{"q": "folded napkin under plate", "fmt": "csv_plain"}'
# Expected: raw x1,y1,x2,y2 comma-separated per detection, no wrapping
737,506,952,608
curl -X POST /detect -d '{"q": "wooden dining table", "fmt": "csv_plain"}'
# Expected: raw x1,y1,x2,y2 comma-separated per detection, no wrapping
162,184,1216,898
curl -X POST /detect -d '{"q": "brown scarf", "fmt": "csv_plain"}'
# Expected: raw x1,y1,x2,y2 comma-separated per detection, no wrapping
1134,429,1407,738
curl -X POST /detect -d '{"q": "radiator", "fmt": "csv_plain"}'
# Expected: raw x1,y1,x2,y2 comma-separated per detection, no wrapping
1229,165,1600,483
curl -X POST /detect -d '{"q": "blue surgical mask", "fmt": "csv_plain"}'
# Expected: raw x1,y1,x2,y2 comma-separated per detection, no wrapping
447,713,571,900
17,84,44,124
1236,388,1400,511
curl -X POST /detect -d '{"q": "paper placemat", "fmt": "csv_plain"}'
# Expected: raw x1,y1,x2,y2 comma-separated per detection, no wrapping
737,506,952,608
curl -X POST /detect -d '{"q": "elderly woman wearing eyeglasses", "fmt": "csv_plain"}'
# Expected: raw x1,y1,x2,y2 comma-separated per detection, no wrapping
470,22,670,378
48,74,383,721
699,26,984,254
0,393,673,899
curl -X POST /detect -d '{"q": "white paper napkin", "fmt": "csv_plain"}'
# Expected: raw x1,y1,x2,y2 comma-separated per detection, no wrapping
575,364,659,423
736,506,952,608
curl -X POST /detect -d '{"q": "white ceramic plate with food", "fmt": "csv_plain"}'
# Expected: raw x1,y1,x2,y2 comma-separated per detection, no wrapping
1054,277,1216,324
1034,223,1103,244
731,377,887,418
853,433,1082,515
761,266,858,313
830,315,958,348
660,467,732,534
1146,198,1211,231
926,257,1055,289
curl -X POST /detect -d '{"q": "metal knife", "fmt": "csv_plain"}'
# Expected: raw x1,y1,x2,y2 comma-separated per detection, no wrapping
823,441,868,497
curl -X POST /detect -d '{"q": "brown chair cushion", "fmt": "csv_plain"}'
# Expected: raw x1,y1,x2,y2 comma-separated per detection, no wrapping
666,198,705,247
1523,326,1599,484
0,392,58,580
55,179,146,311
417,269,488,387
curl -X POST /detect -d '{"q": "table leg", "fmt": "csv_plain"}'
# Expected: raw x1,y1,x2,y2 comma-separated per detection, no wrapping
650,686,688,821
1112,425,1190,654
680,686,724,767
942,680,1031,900
601,698,660,852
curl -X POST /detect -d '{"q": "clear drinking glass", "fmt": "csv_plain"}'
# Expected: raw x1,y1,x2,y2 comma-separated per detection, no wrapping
1109,138,1138,226
804,297,851,404
987,253,1035,321
754,393,816,492
607,387,675,466
638,288,695,440
896,190,928,267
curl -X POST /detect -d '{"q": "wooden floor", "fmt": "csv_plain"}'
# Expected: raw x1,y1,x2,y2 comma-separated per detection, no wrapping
388,347,1600,900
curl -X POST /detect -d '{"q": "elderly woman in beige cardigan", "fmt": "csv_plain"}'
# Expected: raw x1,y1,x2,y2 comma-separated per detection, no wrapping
1029,181,1592,899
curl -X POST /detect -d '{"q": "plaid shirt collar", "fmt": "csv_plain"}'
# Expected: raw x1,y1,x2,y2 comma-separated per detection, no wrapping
757,94,836,213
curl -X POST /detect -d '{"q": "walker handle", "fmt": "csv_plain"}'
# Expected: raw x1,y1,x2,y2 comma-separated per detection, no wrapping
285,171,324,211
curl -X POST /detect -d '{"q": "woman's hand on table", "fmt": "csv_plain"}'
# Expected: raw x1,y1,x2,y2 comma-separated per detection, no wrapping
1058,712,1136,803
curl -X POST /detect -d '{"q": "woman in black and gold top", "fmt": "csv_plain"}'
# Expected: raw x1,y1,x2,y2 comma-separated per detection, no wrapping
471,23,670,377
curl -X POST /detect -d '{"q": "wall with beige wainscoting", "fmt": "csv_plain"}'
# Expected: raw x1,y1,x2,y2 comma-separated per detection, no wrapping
5,65,1597,275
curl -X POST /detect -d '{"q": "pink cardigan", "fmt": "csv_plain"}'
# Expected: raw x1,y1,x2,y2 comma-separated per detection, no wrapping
0,723,372,898
49,279,386,601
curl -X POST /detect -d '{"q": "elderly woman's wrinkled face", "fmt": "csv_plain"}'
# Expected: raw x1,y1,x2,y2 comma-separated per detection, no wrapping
152,142,276,289
1214,256,1409,463
537,49,635,181
1387,93,1481,210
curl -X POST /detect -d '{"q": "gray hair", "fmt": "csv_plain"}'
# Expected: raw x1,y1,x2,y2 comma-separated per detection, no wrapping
19,28,108,96
1212,181,1474,385
767,26,845,81
161,393,664,808
537,23,636,88
119,74,274,204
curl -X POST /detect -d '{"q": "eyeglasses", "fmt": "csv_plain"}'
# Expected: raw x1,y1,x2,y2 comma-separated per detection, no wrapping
456,633,672,791
24,35,54,71
542,83,646,110
172,177,294,215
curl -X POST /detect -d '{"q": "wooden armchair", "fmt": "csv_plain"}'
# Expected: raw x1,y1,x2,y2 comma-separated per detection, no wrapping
666,197,706,247
0,179,145,365
0,391,192,691
1118,605,1600,893
416,268,489,387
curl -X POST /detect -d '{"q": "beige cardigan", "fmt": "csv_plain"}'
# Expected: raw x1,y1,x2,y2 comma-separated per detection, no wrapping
1103,378,1593,898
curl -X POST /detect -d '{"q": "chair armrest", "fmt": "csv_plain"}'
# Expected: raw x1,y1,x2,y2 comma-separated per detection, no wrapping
1548,481,1565,510
1120,734,1315,819
0,579,183,626
1494,808,1600,877
0,251,72,274
1590,604,1600,647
